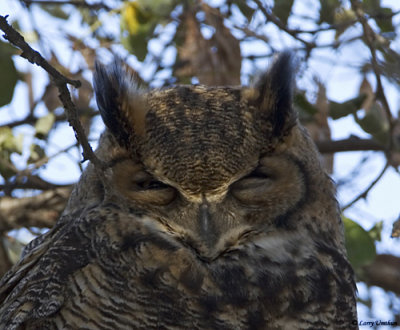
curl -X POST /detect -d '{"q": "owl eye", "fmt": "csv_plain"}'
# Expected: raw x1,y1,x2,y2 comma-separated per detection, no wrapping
230,167,274,205
136,178,171,190
127,171,176,205
112,161,177,205
244,168,272,180
233,167,273,188
231,156,305,210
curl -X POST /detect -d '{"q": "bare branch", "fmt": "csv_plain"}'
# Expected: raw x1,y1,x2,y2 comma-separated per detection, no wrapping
342,161,390,211
252,0,315,51
1,143,82,196
350,1,394,130
316,138,385,154
0,110,98,129
0,176,72,195
20,0,110,11
0,16,80,87
362,254,400,295
0,187,72,232
0,15,105,171
290,9,400,35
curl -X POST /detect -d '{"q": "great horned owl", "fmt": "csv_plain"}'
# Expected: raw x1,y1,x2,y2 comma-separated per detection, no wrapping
0,52,357,329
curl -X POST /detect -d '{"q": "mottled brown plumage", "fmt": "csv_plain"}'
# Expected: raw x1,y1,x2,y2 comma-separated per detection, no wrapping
0,52,358,329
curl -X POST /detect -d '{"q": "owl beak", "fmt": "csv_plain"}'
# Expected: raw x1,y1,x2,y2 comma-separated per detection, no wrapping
198,198,217,248
199,202,211,233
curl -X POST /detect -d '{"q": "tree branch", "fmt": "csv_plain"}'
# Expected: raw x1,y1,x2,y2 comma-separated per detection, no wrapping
0,16,80,87
0,176,72,195
350,1,394,132
0,187,72,232
316,137,385,154
0,109,98,129
342,161,389,210
0,15,105,171
252,0,315,50
362,254,400,295
20,0,111,10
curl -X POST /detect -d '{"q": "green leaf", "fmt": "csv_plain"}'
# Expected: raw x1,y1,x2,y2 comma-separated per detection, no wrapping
368,221,383,242
28,143,46,164
40,4,69,20
0,127,23,179
79,7,98,26
319,0,342,24
375,7,394,33
329,94,366,120
273,0,294,25
120,1,158,61
34,113,56,139
121,29,151,62
343,217,376,271
0,155,17,179
0,127,23,154
354,103,389,144
361,0,393,32
333,8,356,40
379,49,400,85
120,0,177,61
138,0,177,18
121,1,149,35
13,134,24,155
294,92,318,116
0,42,19,107
362,0,380,12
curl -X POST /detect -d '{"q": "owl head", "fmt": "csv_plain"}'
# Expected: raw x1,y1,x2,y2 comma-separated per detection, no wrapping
91,53,341,259
94,53,297,198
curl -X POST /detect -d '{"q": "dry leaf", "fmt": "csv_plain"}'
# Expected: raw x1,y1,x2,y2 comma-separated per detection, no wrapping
175,4,241,85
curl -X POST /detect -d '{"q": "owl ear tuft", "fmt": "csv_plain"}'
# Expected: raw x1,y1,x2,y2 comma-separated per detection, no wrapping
93,59,146,149
253,51,297,137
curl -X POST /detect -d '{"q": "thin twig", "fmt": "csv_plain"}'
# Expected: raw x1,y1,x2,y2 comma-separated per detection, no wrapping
350,1,394,129
335,154,370,188
292,9,400,35
342,161,390,211
252,0,315,50
0,110,98,129
234,25,270,44
0,16,80,87
0,15,105,171
20,0,110,11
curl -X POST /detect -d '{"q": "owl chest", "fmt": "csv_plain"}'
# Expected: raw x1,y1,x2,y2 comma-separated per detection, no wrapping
67,240,304,328
51,225,345,330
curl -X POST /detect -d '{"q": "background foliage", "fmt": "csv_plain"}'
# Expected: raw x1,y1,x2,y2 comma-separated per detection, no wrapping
1,0,400,324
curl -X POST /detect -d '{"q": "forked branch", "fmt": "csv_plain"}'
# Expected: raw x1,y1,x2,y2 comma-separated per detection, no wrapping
0,14,105,171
